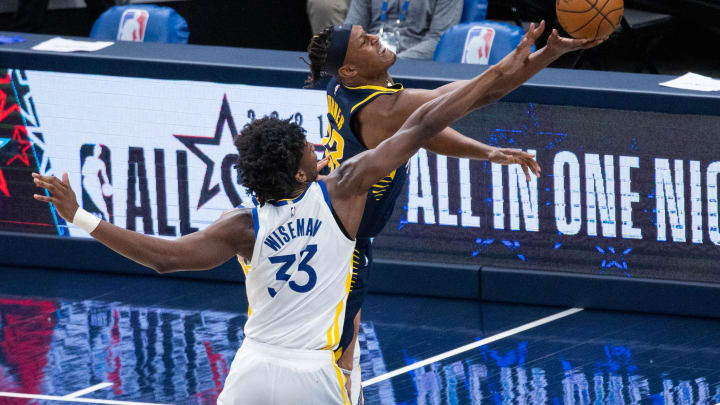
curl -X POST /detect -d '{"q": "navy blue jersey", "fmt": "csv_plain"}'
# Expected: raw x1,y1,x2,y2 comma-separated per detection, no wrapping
323,77,407,238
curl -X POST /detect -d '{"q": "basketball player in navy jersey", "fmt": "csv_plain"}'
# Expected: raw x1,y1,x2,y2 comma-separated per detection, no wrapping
306,21,604,403
30,26,551,403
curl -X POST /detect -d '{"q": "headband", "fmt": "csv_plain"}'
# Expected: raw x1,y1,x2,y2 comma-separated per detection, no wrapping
323,24,352,77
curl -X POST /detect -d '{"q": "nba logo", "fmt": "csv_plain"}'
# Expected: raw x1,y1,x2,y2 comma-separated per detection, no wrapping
117,9,149,42
462,27,495,65
80,144,114,224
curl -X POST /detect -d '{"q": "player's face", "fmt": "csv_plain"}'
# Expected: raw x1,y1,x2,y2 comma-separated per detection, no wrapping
297,140,318,183
344,25,396,77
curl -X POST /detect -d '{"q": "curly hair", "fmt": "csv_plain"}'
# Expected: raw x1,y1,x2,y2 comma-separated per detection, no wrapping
234,117,307,206
304,26,333,88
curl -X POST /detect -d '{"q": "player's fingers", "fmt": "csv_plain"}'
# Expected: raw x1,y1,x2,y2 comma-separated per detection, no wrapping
530,158,542,174
583,39,604,48
529,160,542,177
316,157,329,171
62,172,70,187
508,149,535,159
33,194,53,203
33,177,55,191
521,163,531,182
32,172,56,184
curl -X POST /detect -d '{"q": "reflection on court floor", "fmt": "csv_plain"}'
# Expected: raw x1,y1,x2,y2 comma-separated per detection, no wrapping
0,267,719,405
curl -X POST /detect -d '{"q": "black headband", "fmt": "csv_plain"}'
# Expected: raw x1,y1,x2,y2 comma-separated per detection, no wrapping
323,24,352,77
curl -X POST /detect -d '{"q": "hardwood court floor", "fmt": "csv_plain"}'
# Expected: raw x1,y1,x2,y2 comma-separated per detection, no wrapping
0,266,718,404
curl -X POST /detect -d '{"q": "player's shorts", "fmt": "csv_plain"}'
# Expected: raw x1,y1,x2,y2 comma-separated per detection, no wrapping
337,237,373,354
218,337,350,405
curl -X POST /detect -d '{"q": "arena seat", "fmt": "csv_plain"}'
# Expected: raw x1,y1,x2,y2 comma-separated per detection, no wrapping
460,0,488,22
90,5,189,44
433,21,531,65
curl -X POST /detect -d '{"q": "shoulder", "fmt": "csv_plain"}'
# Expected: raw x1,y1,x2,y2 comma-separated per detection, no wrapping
356,89,410,126
212,207,256,236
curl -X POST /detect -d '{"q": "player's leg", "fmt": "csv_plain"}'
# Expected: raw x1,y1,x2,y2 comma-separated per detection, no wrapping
336,237,372,404
350,318,362,405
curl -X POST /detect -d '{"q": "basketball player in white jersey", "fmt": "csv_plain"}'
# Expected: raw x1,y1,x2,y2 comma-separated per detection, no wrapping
31,24,546,404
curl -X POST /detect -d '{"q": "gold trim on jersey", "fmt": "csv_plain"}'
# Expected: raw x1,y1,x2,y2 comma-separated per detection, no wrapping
343,83,404,92
351,248,361,289
238,256,253,317
238,256,251,275
350,89,401,114
324,258,353,351
370,169,397,201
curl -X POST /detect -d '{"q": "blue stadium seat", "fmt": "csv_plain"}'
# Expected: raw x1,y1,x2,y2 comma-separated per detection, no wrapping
460,0,488,23
90,5,189,44
433,22,532,65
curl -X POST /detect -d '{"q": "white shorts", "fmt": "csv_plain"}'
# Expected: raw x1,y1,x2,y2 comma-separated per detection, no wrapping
217,337,350,405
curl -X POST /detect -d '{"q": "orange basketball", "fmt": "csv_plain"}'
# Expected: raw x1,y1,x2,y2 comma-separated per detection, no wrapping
556,0,624,39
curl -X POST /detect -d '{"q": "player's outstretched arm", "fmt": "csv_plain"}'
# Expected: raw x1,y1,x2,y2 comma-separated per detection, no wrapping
32,172,254,273
423,22,603,102
330,62,515,201
358,23,570,178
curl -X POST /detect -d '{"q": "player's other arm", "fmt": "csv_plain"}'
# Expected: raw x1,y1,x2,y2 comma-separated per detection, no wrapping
32,173,254,274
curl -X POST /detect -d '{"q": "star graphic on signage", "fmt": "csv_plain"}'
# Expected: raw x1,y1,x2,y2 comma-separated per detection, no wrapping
595,245,632,277
471,238,526,261
174,94,239,208
501,240,526,261
479,103,567,213
6,125,31,167
488,103,568,152
472,237,495,257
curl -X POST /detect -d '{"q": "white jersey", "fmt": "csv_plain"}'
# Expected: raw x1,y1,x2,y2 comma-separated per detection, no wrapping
243,181,355,351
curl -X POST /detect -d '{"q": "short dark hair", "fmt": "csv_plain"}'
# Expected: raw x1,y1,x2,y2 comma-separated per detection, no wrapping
234,117,307,205
305,26,333,88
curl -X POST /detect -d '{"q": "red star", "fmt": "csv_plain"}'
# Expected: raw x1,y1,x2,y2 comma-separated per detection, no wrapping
0,170,9,197
6,125,31,167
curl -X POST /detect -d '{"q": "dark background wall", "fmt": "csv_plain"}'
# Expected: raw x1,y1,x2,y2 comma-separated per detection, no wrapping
0,0,314,51
0,0,718,76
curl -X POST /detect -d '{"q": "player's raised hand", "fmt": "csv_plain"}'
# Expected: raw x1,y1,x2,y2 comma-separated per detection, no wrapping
495,20,546,76
545,28,605,57
32,172,79,222
487,148,541,182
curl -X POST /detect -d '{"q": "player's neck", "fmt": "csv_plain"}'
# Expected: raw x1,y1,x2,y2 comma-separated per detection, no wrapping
287,183,310,200
343,72,393,88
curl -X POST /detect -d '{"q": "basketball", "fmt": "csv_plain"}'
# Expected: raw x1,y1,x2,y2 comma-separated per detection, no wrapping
556,0,624,39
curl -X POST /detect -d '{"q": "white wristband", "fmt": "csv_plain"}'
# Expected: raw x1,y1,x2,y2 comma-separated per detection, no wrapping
72,207,102,234
338,367,352,376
